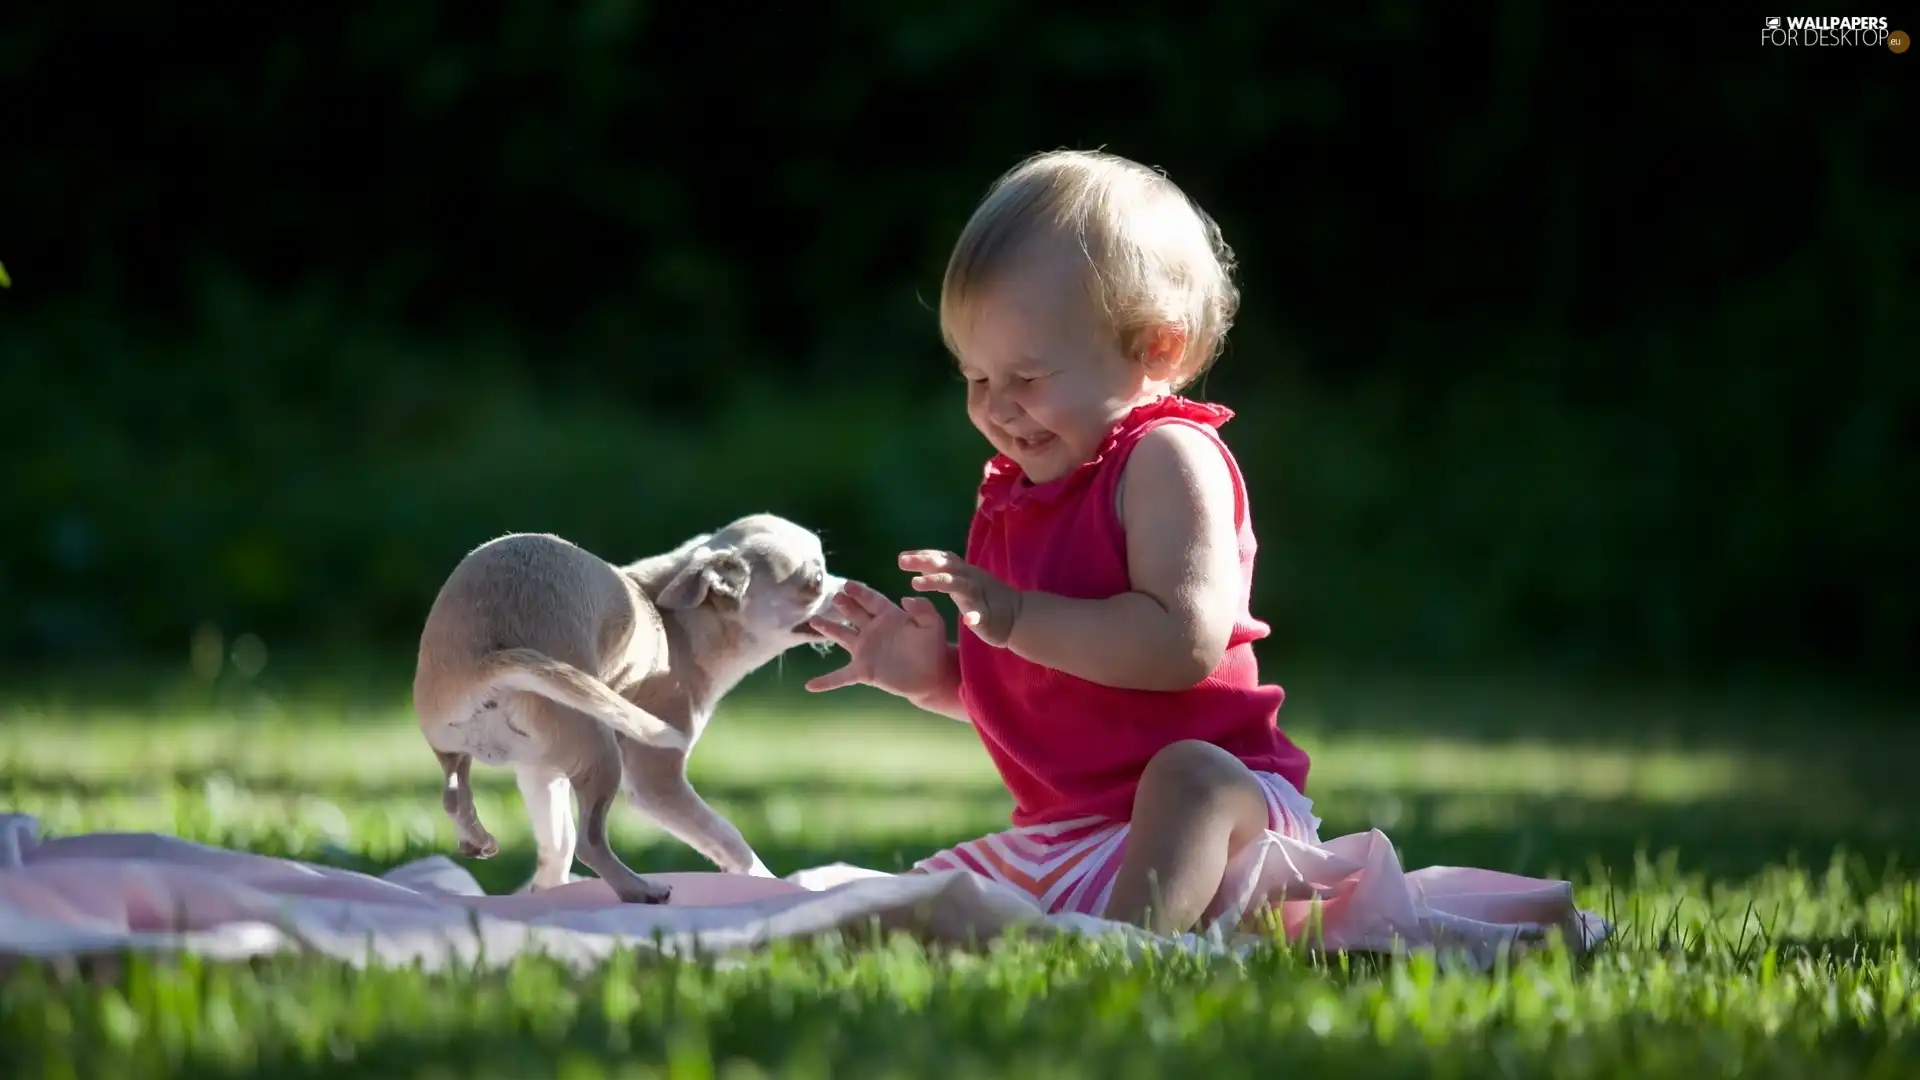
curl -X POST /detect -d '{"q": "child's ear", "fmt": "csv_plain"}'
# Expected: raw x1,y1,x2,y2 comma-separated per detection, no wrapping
1136,325,1189,382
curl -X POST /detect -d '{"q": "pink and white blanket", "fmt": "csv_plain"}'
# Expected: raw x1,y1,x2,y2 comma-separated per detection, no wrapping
0,812,1608,973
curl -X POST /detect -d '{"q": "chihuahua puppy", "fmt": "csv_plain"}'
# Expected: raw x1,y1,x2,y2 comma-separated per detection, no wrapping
412,513,844,903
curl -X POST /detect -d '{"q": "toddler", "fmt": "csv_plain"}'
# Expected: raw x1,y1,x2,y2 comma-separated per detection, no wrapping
806,149,1315,935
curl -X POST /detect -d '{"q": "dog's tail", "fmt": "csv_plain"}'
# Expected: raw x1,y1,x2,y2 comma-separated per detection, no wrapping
480,647,690,752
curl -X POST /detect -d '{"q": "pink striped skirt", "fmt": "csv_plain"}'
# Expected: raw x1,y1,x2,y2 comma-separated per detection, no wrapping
914,770,1321,917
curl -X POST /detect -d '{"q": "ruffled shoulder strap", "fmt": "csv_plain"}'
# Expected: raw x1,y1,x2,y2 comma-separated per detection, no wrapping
975,396,1236,514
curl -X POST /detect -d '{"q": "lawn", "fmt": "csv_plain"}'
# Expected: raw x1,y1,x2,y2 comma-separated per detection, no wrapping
1,659,1917,1078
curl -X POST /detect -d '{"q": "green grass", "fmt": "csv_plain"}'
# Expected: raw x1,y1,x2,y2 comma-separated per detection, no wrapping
2,661,1918,1078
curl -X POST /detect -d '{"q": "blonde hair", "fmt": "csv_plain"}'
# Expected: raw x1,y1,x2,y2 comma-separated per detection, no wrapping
939,149,1241,390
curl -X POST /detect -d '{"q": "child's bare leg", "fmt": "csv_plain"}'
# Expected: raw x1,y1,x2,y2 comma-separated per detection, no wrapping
1104,740,1271,935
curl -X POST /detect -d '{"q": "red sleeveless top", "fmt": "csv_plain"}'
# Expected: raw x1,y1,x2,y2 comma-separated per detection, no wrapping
955,395,1311,828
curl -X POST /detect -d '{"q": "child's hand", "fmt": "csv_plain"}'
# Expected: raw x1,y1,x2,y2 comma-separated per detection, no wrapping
899,550,1023,648
804,580,954,702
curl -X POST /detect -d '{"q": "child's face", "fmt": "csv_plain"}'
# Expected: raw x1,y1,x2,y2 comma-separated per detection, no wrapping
949,242,1163,484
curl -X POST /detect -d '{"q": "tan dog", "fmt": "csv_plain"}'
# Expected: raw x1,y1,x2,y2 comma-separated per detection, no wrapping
412,513,845,903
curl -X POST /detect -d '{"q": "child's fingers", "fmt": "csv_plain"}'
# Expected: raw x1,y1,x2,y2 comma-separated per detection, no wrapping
804,663,862,693
898,549,965,574
834,591,888,625
807,616,861,650
908,572,970,599
910,574,988,628
838,579,902,617
901,596,944,626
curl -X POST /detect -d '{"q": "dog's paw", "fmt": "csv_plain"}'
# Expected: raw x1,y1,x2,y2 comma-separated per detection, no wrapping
614,878,673,905
523,873,577,894
457,833,500,860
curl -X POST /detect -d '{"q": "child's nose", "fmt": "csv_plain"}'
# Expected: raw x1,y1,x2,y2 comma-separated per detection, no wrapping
987,387,1023,423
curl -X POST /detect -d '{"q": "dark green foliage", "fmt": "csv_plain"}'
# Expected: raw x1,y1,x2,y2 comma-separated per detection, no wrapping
2,5,1913,682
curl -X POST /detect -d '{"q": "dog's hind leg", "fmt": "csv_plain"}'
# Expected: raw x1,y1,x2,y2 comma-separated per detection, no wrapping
567,745,672,904
435,750,499,859
516,762,577,892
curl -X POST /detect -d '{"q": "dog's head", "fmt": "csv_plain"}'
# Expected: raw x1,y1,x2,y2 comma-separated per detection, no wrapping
650,514,844,650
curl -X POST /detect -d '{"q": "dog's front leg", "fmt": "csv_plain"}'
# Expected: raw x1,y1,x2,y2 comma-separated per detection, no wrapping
618,740,772,876
434,750,499,859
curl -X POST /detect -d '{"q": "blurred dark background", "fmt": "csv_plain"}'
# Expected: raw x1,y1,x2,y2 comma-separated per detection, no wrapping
2,4,1914,693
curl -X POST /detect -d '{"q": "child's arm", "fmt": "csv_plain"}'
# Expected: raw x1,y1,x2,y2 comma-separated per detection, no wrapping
906,492,985,723
905,424,1245,692
904,643,972,722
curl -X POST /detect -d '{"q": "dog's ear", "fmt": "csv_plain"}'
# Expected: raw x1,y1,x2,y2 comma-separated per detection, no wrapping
656,546,752,610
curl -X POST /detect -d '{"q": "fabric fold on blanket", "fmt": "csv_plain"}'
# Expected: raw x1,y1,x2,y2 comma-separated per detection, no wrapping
0,813,1609,973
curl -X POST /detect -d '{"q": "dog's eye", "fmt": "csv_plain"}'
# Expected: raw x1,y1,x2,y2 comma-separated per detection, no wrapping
805,566,824,590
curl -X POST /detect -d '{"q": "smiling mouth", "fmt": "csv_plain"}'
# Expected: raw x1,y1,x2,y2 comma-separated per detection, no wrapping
1012,433,1054,452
